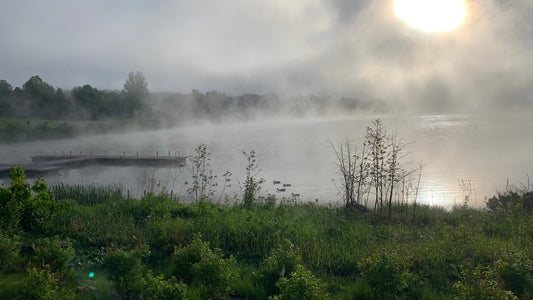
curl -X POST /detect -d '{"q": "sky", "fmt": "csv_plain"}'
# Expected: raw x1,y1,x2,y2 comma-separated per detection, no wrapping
1,0,532,112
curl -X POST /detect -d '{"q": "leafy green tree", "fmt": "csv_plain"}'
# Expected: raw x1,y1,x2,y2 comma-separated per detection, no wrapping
122,71,150,117
21,75,72,119
72,84,104,120
0,79,13,98
23,75,55,112
0,167,54,233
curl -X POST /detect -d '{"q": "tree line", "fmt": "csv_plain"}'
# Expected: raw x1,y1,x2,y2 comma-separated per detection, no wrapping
1,74,377,123
0,72,149,120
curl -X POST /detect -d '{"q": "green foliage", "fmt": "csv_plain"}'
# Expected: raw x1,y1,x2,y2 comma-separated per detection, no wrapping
0,166,55,233
52,183,124,206
242,150,265,207
34,236,75,272
338,279,375,300
122,71,150,117
494,251,533,298
260,239,304,296
143,272,188,300
186,144,218,202
172,234,238,298
270,265,329,300
358,251,417,298
3,171,533,299
15,267,76,300
487,191,533,214
0,232,21,271
454,265,517,300
102,245,150,298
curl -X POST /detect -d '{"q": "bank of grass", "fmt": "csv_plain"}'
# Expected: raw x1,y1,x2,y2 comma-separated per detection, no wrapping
0,117,160,142
2,173,533,299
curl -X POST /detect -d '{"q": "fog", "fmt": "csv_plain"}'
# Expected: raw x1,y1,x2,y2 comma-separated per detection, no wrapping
1,0,533,207
1,0,532,113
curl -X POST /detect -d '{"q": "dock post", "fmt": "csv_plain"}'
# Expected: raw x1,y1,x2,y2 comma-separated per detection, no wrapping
168,151,170,157
70,150,72,156
137,152,139,157
156,151,158,157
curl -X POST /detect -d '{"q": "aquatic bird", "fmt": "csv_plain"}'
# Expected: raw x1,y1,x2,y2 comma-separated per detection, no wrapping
277,188,286,192
273,180,281,185
283,183,291,187
291,193,300,197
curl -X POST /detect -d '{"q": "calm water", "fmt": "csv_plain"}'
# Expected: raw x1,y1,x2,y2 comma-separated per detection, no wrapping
1,113,532,208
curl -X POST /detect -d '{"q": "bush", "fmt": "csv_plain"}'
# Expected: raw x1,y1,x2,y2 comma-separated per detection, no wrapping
143,272,188,300
454,265,517,300
15,267,75,300
260,239,303,296
172,234,238,298
0,232,21,271
357,251,413,297
0,167,54,233
34,236,75,272
270,265,328,300
495,251,533,298
102,245,149,298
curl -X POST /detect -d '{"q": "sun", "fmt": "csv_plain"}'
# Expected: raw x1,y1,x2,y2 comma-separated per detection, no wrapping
394,0,467,32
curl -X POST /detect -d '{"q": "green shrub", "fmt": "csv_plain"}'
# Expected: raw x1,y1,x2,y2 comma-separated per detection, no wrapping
34,236,75,272
15,267,75,300
172,234,238,298
454,265,517,300
495,251,533,298
338,279,375,300
357,251,412,297
143,272,188,300
0,167,54,233
260,239,303,296
270,265,328,300
102,245,149,298
0,232,21,271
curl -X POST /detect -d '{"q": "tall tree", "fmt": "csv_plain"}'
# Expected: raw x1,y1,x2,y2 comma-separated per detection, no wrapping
122,71,149,117
0,79,14,116
0,79,12,98
22,75,57,118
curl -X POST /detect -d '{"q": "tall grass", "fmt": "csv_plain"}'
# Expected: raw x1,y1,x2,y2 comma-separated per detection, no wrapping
52,183,124,205
3,181,533,299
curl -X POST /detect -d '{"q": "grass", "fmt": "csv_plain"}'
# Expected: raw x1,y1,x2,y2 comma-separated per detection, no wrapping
0,117,161,142
2,181,533,299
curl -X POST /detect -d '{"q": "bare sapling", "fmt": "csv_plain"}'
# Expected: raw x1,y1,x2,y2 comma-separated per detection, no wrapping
330,138,367,210
332,119,421,220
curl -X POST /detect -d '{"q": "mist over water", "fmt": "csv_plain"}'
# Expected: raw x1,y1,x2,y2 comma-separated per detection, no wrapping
1,112,531,208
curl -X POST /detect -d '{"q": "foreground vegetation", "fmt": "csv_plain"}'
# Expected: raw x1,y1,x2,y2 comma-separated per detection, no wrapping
1,167,533,299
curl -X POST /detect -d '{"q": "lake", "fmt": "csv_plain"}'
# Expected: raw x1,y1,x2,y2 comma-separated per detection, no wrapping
1,112,532,208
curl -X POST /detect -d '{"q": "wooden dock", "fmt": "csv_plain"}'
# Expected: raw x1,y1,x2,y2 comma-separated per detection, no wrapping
0,154,186,177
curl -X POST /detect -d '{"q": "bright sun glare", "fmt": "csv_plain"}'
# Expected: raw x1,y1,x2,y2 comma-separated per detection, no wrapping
394,0,467,32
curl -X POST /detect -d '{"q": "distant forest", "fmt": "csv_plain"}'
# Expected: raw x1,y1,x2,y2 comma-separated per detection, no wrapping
0,73,377,124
